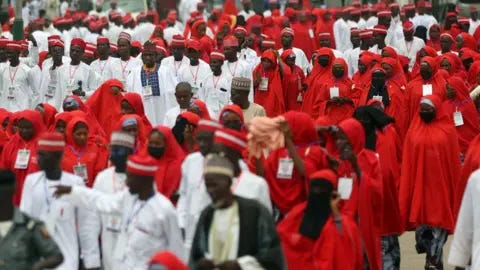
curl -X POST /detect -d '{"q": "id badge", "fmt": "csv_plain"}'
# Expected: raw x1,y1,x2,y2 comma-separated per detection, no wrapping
454,111,464,126
7,86,15,99
73,164,88,181
192,85,200,98
68,78,75,89
46,85,56,98
329,87,339,98
338,177,353,199
259,77,269,91
14,149,31,169
143,85,153,97
297,92,303,103
372,95,383,102
308,29,314,38
106,215,122,232
277,158,294,179
422,84,432,96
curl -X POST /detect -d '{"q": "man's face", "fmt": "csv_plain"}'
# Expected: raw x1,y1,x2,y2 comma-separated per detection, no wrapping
51,45,64,62
141,50,155,67
351,34,361,47
117,39,130,58
230,88,244,105
234,32,246,46
186,48,200,61
18,118,34,141
391,7,400,17
37,151,63,171
440,36,452,52
472,11,478,21
7,49,19,62
97,42,109,56
170,45,185,60
175,88,192,108
319,38,331,48
195,130,214,156
126,173,143,194
70,45,84,62
223,46,237,59
204,173,231,206
374,33,386,45
378,16,391,28
281,34,293,48
209,58,223,73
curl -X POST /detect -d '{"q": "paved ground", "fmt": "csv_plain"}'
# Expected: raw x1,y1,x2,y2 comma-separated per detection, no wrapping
399,232,454,270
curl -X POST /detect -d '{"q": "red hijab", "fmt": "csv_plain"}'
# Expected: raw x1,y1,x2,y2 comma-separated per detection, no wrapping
147,126,186,199
52,112,74,132
410,46,438,80
442,76,480,154
426,24,441,51
115,114,147,153
458,32,477,51
467,60,480,86
38,103,57,130
192,99,212,120
253,50,286,117
85,79,124,138
381,56,407,88
0,109,45,206
399,95,460,232
122,92,153,133
352,52,377,90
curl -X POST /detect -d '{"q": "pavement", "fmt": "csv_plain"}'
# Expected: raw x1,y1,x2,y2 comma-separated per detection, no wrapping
399,232,454,270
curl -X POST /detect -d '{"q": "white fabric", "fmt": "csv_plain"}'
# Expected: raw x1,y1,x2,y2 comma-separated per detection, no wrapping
92,167,127,270
221,59,254,102
132,22,156,45
412,14,438,31
238,10,256,21
31,30,49,52
177,60,212,98
0,221,12,237
366,16,378,29
163,26,183,45
84,32,100,45
357,18,367,30
386,20,405,48
0,63,40,112
198,72,232,119
39,62,101,110
278,47,311,75
20,171,100,269
66,186,186,270
103,24,124,44
448,169,480,269
163,106,187,128
333,18,351,53
126,66,177,126
209,203,240,262
42,56,71,71
109,57,143,86
470,19,480,35
393,37,425,70
344,47,362,77
61,30,72,56
90,57,114,82
179,0,201,23
239,47,259,72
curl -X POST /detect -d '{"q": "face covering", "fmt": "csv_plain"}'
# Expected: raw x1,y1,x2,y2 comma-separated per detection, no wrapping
318,57,329,67
419,111,435,123
332,69,344,78
148,146,165,159
299,180,332,239
223,120,242,131
371,77,385,89
420,70,432,80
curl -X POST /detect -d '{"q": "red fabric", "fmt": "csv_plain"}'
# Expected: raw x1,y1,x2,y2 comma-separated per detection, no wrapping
376,124,403,235
399,95,460,232
222,0,238,16
406,56,447,123
192,99,212,120
291,21,315,59
114,114,148,153
302,48,335,118
381,56,407,88
459,32,477,51
283,64,306,111
410,46,438,80
439,53,467,78
62,117,108,187
39,103,57,130
68,95,106,139
467,61,480,86
148,126,186,199
338,118,383,270
86,79,125,138
352,52,377,91
315,99,355,125
264,111,327,214
38,51,49,69
277,204,363,270
253,50,286,117
314,9,336,49
122,92,153,133
52,112,74,132
0,110,45,206
191,20,213,62
311,58,356,119
149,251,188,270
442,76,480,154
219,104,244,125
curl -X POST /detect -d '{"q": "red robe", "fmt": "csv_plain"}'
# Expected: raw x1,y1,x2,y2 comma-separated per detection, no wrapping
85,79,124,138
315,99,355,126
291,21,315,60
62,117,109,187
253,50,286,117
0,110,45,206
264,111,327,214
399,95,460,232
39,103,58,130
314,10,335,49
277,205,363,270
122,92,153,133
146,126,186,200
283,64,306,111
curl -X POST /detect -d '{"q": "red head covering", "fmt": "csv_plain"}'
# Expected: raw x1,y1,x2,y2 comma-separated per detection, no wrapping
115,114,148,151
283,111,318,147
38,103,58,130
192,99,211,120
126,154,158,176
214,128,247,153
122,92,153,133
52,112,74,131
71,38,86,50
198,119,223,132
149,251,188,270
148,126,186,198
338,118,365,154
309,169,339,189
458,32,477,51
180,111,200,126
65,116,90,147
191,20,206,39
37,132,65,152
219,104,244,124
254,50,286,116
18,110,46,141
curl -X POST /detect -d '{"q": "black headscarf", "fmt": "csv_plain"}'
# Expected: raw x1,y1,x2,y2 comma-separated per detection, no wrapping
299,179,333,239
353,106,395,150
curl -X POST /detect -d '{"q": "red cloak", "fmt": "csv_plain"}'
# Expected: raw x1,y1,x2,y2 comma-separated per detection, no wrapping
114,114,148,154
0,110,45,206
122,92,153,133
281,53,306,111
399,95,460,232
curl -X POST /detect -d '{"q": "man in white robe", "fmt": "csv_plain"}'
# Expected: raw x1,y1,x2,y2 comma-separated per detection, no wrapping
198,51,232,119
412,2,438,31
448,169,480,269
0,41,39,112
110,32,142,86
54,153,186,270
277,27,311,75
238,0,256,21
90,36,114,82
90,131,135,270
317,32,344,59
132,14,155,44
103,13,123,44
392,21,425,71
159,34,190,97
163,15,184,45
20,133,100,270
163,82,194,128
333,9,352,53
177,40,211,98
42,35,71,71
470,6,480,35
127,41,176,126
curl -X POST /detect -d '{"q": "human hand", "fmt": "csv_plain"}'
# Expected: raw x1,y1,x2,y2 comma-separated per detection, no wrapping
53,185,72,198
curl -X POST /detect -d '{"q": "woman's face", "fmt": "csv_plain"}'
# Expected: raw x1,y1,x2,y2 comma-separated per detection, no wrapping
55,120,67,135
440,58,451,72
73,122,88,146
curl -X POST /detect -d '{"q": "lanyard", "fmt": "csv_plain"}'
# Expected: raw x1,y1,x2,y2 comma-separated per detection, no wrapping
68,145,86,162
99,58,109,75
120,58,130,78
228,61,238,76
124,194,154,230
69,64,79,80
405,40,413,55
212,74,222,89
9,66,19,85
112,171,125,193
189,65,200,84
174,61,183,75
452,98,470,109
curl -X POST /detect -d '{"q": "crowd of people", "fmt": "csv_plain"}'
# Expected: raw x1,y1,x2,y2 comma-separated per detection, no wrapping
2,0,480,269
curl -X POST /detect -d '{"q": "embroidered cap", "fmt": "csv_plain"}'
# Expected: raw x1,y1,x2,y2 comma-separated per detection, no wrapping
231,77,251,92
38,132,66,152
97,36,109,44
214,128,247,153
110,131,135,149
171,34,186,47
281,27,295,37
198,119,223,132
210,50,225,61
403,21,414,32
118,31,132,43
6,41,22,51
234,26,248,35
223,35,239,47
126,154,158,176
71,38,86,50
204,153,235,178
186,39,201,51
